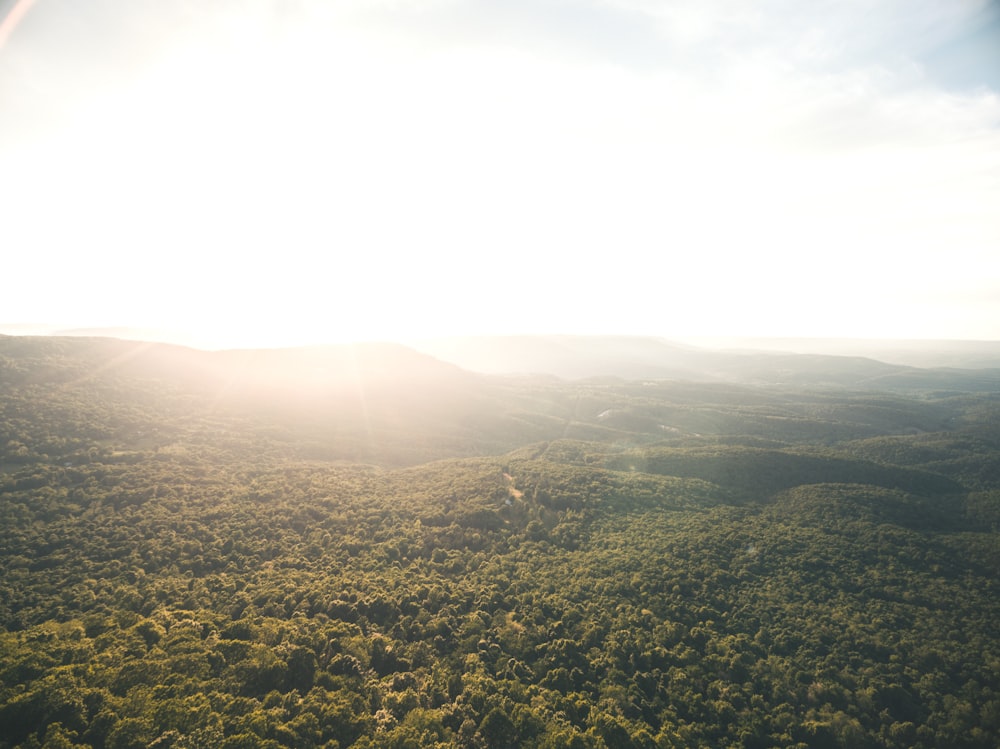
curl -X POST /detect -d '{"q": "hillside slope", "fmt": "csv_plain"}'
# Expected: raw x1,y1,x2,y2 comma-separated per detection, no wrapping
0,335,998,748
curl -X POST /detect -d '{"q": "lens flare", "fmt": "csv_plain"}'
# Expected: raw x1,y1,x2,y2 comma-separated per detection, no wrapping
0,0,37,50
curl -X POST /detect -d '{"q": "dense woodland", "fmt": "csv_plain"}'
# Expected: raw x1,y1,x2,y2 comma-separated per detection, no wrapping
1,335,999,748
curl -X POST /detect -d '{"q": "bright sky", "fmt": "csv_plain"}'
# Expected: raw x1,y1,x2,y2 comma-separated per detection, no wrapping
1,0,999,348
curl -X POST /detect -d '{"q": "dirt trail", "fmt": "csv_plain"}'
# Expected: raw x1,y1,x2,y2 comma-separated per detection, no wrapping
503,472,524,499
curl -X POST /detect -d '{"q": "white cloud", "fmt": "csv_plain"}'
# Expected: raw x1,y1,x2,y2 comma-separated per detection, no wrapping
0,0,998,342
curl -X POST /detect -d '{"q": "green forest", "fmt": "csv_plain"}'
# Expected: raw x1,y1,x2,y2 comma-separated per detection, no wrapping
1,335,998,748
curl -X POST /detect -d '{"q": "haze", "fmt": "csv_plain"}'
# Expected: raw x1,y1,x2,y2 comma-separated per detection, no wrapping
1,0,998,349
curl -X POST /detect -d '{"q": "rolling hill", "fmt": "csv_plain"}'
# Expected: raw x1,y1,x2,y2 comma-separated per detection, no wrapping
0,334,998,748
413,334,1000,391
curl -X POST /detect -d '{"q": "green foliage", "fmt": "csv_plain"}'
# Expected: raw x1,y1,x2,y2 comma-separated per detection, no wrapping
0,336,998,748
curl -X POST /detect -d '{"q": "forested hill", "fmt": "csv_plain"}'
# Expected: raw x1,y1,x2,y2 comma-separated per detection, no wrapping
413,334,1000,390
1,335,999,748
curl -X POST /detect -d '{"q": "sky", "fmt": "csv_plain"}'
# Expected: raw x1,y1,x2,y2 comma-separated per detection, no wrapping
1,0,999,349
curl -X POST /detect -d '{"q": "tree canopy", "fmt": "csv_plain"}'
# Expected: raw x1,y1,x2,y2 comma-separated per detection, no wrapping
1,336,998,748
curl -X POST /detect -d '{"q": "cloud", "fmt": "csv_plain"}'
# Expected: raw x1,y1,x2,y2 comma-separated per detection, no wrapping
595,0,995,74
0,0,998,340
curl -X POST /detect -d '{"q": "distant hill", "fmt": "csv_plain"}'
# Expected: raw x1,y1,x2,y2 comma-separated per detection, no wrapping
0,335,499,467
675,335,1000,369
413,334,1000,390
0,335,469,390
6,326,1000,385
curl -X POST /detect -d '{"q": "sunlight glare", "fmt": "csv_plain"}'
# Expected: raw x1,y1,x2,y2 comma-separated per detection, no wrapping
2,0,998,345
